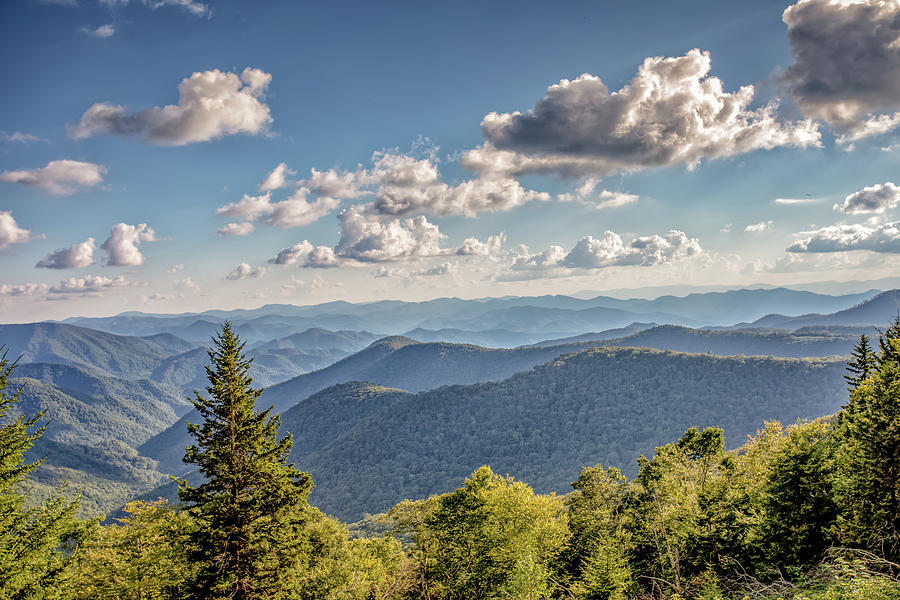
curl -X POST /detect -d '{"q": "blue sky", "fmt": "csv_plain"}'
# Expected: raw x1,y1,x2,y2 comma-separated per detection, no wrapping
2,0,899,321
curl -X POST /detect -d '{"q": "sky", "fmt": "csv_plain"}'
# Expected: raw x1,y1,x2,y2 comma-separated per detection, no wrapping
2,0,900,322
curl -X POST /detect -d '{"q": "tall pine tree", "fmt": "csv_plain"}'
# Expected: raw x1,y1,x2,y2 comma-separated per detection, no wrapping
834,319,900,561
845,334,877,389
0,347,78,599
177,323,315,600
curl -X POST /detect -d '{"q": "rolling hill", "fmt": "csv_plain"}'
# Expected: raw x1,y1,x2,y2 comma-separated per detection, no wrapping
294,348,849,520
139,336,612,474
139,347,849,522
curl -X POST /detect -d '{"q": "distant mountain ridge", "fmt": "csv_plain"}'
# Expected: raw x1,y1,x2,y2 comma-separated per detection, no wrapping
743,289,900,329
52,287,882,340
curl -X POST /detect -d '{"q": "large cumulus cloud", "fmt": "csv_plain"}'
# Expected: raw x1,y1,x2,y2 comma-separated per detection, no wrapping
788,221,900,253
464,49,819,178
0,160,106,196
36,238,95,269
0,211,31,249
833,182,900,214
68,68,272,145
101,223,158,266
511,230,703,272
781,0,900,140
268,207,505,269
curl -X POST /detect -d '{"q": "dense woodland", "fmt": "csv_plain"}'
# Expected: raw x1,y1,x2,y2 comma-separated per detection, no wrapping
2,321,900,599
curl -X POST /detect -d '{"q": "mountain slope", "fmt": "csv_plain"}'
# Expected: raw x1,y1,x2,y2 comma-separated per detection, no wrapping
251,328,380,353
139,336,422,473
0,322,184,378
529,322,656,347
293,348,848,520
10,365,184,446
140,336,607,474
749,290,900,329
598,324,870,358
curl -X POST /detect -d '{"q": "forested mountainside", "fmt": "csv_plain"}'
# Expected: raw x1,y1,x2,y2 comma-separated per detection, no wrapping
139,336,628,473
140,347,846,522
3,316,899,599
0,322,193,378
584,324,874,357
294,348,847,521
4,307,886,518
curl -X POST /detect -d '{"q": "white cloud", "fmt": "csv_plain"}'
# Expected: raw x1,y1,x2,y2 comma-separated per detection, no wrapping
788,221,900,253
226,263,269,280
101,223,157,266
174,276,200,293
563,230,703,268
465,49,819,178
413,262,456,277
68,68,271,145
167,264,184,274
456,233,506,256
217,222,255,236
268,241,340,268
266,189,341,229
304,167,369,199
720,223,733,233
0,131,45,143
258,147,551,221
216,188,341,229
833,182,900,214
595,190,639,209
781,0,900,139
303,246,341,268
836,113,900,146
511,245,568,271
36,237,95,269
372,266,403,278
0,212,32,249
259,162,295,191
0,283,49,297
0,159,106,196
367,150,550,217
81,24,115,37
269,241,315,265
774,197,820,205
49,274,131,294
334,208,445,262
142,0,211,17
216,192,274,220
267,206,493,268
98,0,211,16
745,220,774,232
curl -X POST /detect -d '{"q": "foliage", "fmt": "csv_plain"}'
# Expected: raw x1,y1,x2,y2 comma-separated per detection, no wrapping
392,466,570,599
845,334,877,389
833,325,900,561
65,499,194,599
295,348,846,521
176,322,321,600
0,348,78,600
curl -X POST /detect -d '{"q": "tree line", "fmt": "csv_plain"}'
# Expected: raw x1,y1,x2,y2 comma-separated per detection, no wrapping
1,321,899,599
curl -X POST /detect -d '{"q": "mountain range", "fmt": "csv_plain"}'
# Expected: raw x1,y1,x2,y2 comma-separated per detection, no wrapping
2,286,895,518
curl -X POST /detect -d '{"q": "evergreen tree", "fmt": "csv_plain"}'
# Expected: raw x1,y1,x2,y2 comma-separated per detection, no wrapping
0,347,78,599
177,323,315,600
834,322,900,561
759,420,836,570
845,334,877,389
877,315,900,365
